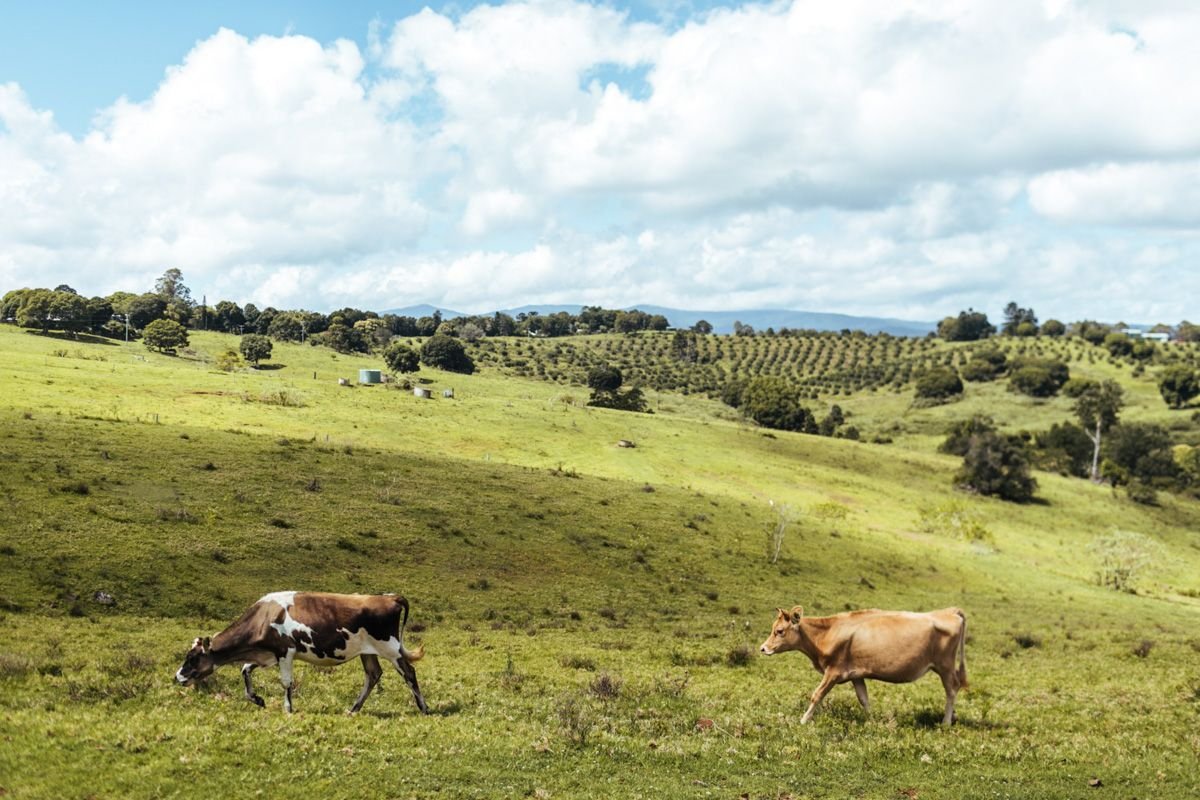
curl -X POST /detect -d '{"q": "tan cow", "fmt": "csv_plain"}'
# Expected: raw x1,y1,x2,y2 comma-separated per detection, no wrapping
759,606,967,725
174,591,428,714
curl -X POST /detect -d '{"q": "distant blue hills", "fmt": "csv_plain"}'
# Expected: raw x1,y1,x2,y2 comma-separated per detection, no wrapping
381,303,935,337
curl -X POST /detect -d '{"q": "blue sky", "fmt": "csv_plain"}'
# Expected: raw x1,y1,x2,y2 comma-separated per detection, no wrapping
1,1,1198,322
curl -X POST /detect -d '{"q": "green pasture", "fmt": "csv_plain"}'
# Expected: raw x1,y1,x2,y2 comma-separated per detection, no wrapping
1,325,1198,798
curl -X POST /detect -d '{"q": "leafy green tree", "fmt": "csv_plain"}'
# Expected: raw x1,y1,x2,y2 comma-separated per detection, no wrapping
321,321,367,354
267,311,307,342
488,312,517,336
955,431,1037,502
961,347,1007,382
939,416,997,456
212,301,245,333
915,368,964,401
154,268,192,305
15,288,87,335
126,293,167,329
1,288,33,321
1158,365,1199,409
1067,378,1124,481
937,309,995,341
588,386,649,413
720,378,747,408
587,364,624,393
239,334,273,366
1040,319,1066,337
1176,321,1200,343
142,318,189,354
1001,302,1037,336
383,343,420,374
740,377,815,432
1103,332,1133,357
1103,423,1180,490
732,320,755,337
692,320,713,334
1071,320,1111,344
671,330,699,363
84,296,114,334
1034,422,1093,478
420,334,474,373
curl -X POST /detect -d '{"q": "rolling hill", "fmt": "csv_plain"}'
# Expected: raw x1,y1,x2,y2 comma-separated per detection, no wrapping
0,324,1197,798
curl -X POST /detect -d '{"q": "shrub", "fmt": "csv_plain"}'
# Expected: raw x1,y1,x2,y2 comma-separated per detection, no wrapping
383,342,420,374
1158,365,1199,409
955,432,1037,502
917,501,993,543
940,416,997,456
740,377,815,432
1089,530,1163,592
1007,358,1069,397
1033,422,1092,478
914,368,963,402
420,334,474,373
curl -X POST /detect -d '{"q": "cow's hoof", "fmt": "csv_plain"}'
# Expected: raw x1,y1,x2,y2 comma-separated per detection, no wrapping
251,696,265,708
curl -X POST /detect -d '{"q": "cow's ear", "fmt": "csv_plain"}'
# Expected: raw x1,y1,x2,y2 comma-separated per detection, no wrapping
201,637,211,651
789,606,804,624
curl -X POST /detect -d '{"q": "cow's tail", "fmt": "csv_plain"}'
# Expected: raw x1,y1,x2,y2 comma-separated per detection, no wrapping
395,595,425,662
954,608,968,689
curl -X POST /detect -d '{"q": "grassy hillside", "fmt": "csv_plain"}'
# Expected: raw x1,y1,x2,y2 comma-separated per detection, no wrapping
1,325,1198,799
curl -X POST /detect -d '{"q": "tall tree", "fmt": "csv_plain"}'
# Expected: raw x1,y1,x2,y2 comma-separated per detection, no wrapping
155,268,192,306
1067,379,1125,481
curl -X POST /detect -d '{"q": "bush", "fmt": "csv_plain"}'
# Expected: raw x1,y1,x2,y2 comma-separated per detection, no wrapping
1033,422,1093,477
940,416,997,456
1158,365,1199,409
383,342,420,374
1007,358,1069,397
1103,423,1180,488
955,432,1037,502
740,377,815,432
917,501,993,543
587,364,623,392
420,334,474,374
914,368,963,402
1090,530,1163,592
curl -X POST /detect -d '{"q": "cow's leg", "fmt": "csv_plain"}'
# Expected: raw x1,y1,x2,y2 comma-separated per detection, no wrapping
800,669,840,724
852,679,870,714
349,655,383,714
938,669,959,726
242,663,265,708
391,657,429,715
279,650,296,713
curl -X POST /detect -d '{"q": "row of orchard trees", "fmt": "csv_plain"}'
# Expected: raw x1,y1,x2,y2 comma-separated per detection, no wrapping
937,301,1200,344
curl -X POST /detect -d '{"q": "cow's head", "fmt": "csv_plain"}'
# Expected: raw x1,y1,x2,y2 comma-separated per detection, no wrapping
759,606,804,655
174,637,215,686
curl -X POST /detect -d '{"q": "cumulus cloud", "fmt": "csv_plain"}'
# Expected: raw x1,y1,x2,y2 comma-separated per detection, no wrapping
2,0,1200,321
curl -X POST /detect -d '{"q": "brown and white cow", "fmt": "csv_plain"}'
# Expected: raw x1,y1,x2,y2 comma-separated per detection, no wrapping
174,591,428,714
759,606,967,725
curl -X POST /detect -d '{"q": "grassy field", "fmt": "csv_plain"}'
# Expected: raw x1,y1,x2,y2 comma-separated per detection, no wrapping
1,325,1199,799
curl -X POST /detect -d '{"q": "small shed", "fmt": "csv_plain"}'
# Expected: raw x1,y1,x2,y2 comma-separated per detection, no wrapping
413,387,432,399
442,389,455,399
358,369,382,385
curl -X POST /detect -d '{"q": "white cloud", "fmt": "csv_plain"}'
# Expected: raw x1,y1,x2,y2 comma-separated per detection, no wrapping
3,1,1200,322
1028,161,1200,226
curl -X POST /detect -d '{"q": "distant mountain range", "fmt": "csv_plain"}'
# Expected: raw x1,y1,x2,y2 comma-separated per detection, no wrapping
381,303,935,337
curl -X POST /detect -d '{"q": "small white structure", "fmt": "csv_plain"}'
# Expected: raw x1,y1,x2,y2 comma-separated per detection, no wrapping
413,387,432,399
442,389,455,399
